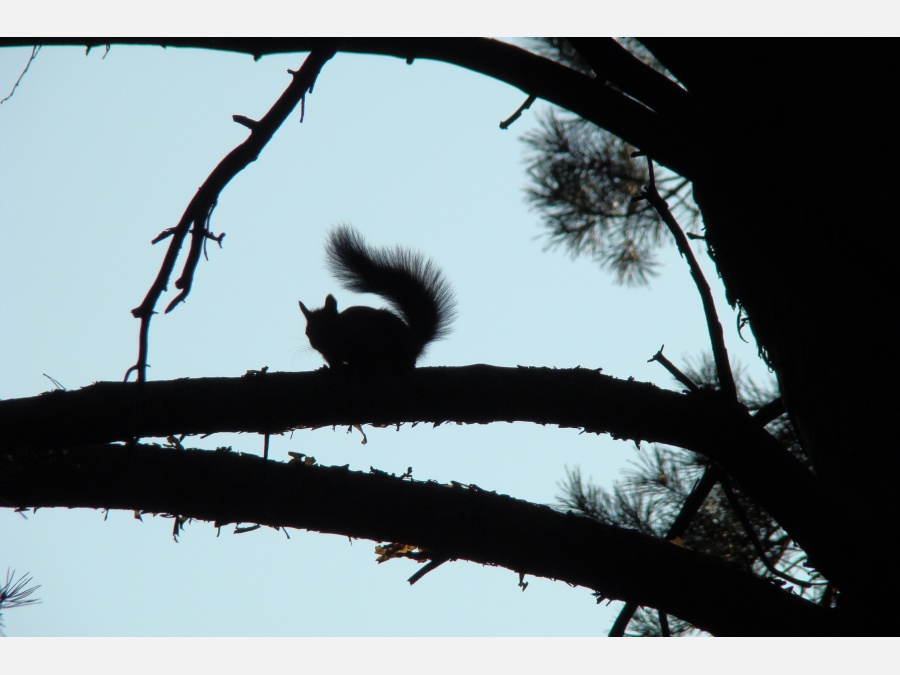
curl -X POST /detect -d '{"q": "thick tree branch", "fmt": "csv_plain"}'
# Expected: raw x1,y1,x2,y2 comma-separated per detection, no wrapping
6,39,702,179
0,365,850,589
565,39,708,136
0,442,838,636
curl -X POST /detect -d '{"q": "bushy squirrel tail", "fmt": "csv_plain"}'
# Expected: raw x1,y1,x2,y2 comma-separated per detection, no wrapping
325,224,456,357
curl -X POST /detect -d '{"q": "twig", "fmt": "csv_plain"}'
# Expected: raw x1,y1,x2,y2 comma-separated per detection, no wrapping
125,45,337,383
499,94,536,130
407,556,450,585
232,114,257,130
639,158,737,401
648,345,699,392
42,374,68,391
1,45,40,105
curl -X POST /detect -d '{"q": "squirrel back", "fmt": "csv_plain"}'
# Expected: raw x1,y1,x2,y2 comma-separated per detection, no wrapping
299,225,456,371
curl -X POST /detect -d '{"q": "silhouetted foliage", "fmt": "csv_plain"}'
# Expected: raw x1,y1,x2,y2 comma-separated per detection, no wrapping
559,354,828,635
0,569,41,635
523,39,699,286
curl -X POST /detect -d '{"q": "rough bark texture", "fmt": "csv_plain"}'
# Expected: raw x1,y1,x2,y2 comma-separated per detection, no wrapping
0,366,859,611
2,442,837,636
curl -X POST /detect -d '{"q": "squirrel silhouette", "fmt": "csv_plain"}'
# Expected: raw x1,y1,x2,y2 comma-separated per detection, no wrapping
299,225,456,371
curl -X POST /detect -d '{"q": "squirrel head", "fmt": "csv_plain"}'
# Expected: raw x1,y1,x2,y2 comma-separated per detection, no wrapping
299,293,338,320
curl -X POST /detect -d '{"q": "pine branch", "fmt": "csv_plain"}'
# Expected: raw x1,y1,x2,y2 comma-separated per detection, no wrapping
4,39,702,179
639,160,737,401
565,39,706,134
1,442,838,636
0,366,852,590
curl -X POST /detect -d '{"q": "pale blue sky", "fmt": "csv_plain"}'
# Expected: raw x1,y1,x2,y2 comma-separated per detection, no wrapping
0,42,775,637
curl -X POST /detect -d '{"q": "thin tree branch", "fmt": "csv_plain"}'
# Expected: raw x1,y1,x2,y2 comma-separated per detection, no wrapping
407,556,450,585
639,159,737,401
499,94,537,130
1,442,839,636
609,464,721,636
0,45,40,104
719,478,814,589
648,345,699,392
125,45,336,383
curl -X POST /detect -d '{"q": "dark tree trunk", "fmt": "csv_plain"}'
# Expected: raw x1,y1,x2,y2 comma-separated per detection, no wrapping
640,39,899,623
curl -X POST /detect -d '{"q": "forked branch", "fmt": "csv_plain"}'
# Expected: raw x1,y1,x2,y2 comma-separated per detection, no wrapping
0,365,850,589
639,159,737,401
125,45,337,383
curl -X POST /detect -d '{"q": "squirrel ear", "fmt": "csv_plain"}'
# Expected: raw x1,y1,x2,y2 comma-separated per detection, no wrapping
298,300,311,318
324,294,338,313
